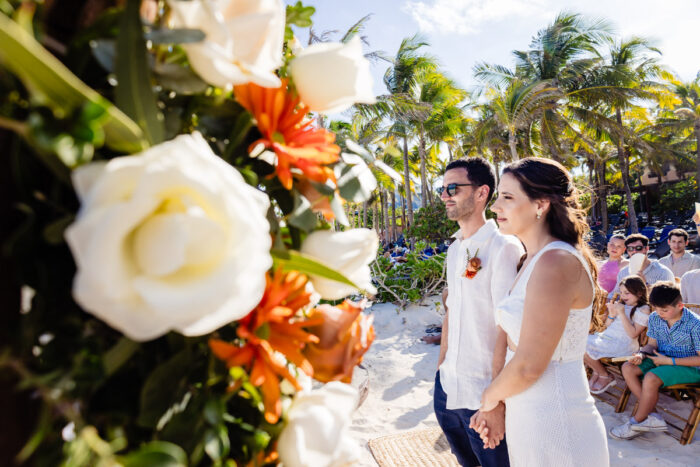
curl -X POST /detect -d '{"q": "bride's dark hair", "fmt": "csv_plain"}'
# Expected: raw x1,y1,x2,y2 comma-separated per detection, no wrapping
502,157,605,331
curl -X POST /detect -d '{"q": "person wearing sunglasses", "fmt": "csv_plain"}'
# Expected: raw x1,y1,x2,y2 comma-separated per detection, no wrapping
433,157,523,467
610,233,673,298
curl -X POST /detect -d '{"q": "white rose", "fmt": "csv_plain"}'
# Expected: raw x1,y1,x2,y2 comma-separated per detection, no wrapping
278,382,360,467
167,0,285,88
300,229,378,300
65,133,272,341
289,36,376,114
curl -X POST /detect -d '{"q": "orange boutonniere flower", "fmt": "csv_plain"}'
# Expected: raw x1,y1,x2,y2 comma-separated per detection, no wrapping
464,249,482,279
234,79,340,190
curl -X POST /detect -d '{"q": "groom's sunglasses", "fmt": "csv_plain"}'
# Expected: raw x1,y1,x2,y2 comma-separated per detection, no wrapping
437,183,476,197
626,245,646,252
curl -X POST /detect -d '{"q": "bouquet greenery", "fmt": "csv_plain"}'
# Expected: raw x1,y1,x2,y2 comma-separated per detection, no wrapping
0,0,391,465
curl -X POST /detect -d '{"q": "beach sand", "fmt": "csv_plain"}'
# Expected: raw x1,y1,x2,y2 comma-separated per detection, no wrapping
349,297,700,466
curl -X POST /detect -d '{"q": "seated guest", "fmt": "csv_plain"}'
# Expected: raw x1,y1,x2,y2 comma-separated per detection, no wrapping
610,281,700,440
611,234,673,296
658,229,700,278
599,234,629,294
585,276,650,394
681,268,700,304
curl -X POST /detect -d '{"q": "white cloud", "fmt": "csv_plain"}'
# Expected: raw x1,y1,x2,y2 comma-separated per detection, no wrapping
403,0,550,35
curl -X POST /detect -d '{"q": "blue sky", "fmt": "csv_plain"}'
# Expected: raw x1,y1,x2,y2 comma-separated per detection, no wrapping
288,0,700,100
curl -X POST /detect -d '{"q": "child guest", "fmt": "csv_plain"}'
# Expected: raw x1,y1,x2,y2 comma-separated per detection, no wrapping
610,281,700,439
585,276,650,394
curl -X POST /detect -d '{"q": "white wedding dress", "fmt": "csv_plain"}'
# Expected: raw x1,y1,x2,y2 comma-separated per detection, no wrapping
496,241,609,467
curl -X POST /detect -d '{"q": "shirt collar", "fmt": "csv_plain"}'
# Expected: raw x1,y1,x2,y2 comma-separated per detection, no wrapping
452,219,498,243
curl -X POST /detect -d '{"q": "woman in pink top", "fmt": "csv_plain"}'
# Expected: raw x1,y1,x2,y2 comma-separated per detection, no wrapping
598,234,629,293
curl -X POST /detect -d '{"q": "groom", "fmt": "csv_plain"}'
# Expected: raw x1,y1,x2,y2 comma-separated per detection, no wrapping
434,158,523,467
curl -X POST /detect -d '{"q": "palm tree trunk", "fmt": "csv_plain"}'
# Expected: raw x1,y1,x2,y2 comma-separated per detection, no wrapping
597,159,609,234
382,189,390,243
616,109,638,233
362,201,368,228
447,144,454,163
391,189,397,243
508,129,518,161
695,120,700,201
373,199,379,236
419,128,428,209
403,135,414,226
401,194,407,235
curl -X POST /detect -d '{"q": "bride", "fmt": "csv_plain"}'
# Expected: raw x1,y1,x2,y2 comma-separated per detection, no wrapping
472,157,609,466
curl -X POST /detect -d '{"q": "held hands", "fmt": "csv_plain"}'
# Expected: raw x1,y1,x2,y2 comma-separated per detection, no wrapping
469,402,506,449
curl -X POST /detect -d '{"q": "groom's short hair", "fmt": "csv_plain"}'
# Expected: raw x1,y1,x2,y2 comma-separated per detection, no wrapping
445,158,496,204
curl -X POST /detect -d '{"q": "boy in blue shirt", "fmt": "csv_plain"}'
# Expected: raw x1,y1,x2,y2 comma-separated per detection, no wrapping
610,281,700,440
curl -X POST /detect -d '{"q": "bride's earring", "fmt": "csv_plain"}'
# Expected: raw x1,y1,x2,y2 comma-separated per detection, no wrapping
536,212,542,219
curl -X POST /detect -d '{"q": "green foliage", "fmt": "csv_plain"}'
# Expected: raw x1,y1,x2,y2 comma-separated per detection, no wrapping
655,178,698,214
607,192,639,214
371,243,446,306
406,203,457,242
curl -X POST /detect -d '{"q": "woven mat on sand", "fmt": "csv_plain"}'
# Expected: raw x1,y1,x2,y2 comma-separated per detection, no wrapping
368,427,459,467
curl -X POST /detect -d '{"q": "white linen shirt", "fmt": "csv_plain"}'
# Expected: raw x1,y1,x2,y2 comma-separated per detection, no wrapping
681,269,700,305
611,260,674,297
659,252,700,278
439,220,524,410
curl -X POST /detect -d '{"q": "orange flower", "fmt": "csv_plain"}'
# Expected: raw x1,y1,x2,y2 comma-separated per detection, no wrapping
234,80,340,190
303,300,375,383
209,269,322,423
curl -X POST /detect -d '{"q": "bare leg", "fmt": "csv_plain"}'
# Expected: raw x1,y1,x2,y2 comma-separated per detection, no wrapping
622,362,644,400
634,373,663,422
584,353,609,377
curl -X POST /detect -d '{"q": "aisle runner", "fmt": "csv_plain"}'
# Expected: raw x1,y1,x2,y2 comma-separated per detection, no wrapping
368,427,459,467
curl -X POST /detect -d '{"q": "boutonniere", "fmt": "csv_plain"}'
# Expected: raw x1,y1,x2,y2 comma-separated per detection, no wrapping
464,248,482,279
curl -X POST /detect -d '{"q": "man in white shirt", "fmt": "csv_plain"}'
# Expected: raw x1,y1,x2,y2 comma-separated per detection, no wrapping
434,158,523,467
680,269,700,304
659,229,700,278
611,234,674,297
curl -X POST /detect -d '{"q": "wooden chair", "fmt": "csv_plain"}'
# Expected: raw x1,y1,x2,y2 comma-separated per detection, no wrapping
616,382,700,445
611,304,700,445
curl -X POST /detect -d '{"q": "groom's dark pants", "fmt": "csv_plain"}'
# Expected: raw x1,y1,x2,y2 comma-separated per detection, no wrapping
434,372,510,467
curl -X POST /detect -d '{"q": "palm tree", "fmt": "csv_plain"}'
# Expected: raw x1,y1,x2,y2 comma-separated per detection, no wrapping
382,34,437,225
409,72,468,207
656,74,700,199
474,12,612,159
596,37,664,233
474,79,561,160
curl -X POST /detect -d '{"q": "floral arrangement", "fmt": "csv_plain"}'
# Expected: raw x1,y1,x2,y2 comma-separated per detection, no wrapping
0,0,389,465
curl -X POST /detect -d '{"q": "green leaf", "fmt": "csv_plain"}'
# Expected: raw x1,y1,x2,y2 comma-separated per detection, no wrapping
0,12,147,153
137,348,192,429
121,441,187,467
373,159,403,182
42,214,75,245
115,0,165,145
287,192,317,232
272,250,357,288
145,28,206,44
153,62,208,95
286,1,315,28
203,425,230,462
330,195,349,226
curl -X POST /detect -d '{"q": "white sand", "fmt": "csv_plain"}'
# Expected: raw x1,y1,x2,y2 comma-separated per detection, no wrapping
349,297,700,466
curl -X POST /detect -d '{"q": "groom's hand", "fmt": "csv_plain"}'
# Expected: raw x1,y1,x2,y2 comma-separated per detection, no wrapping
469,402,506,449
